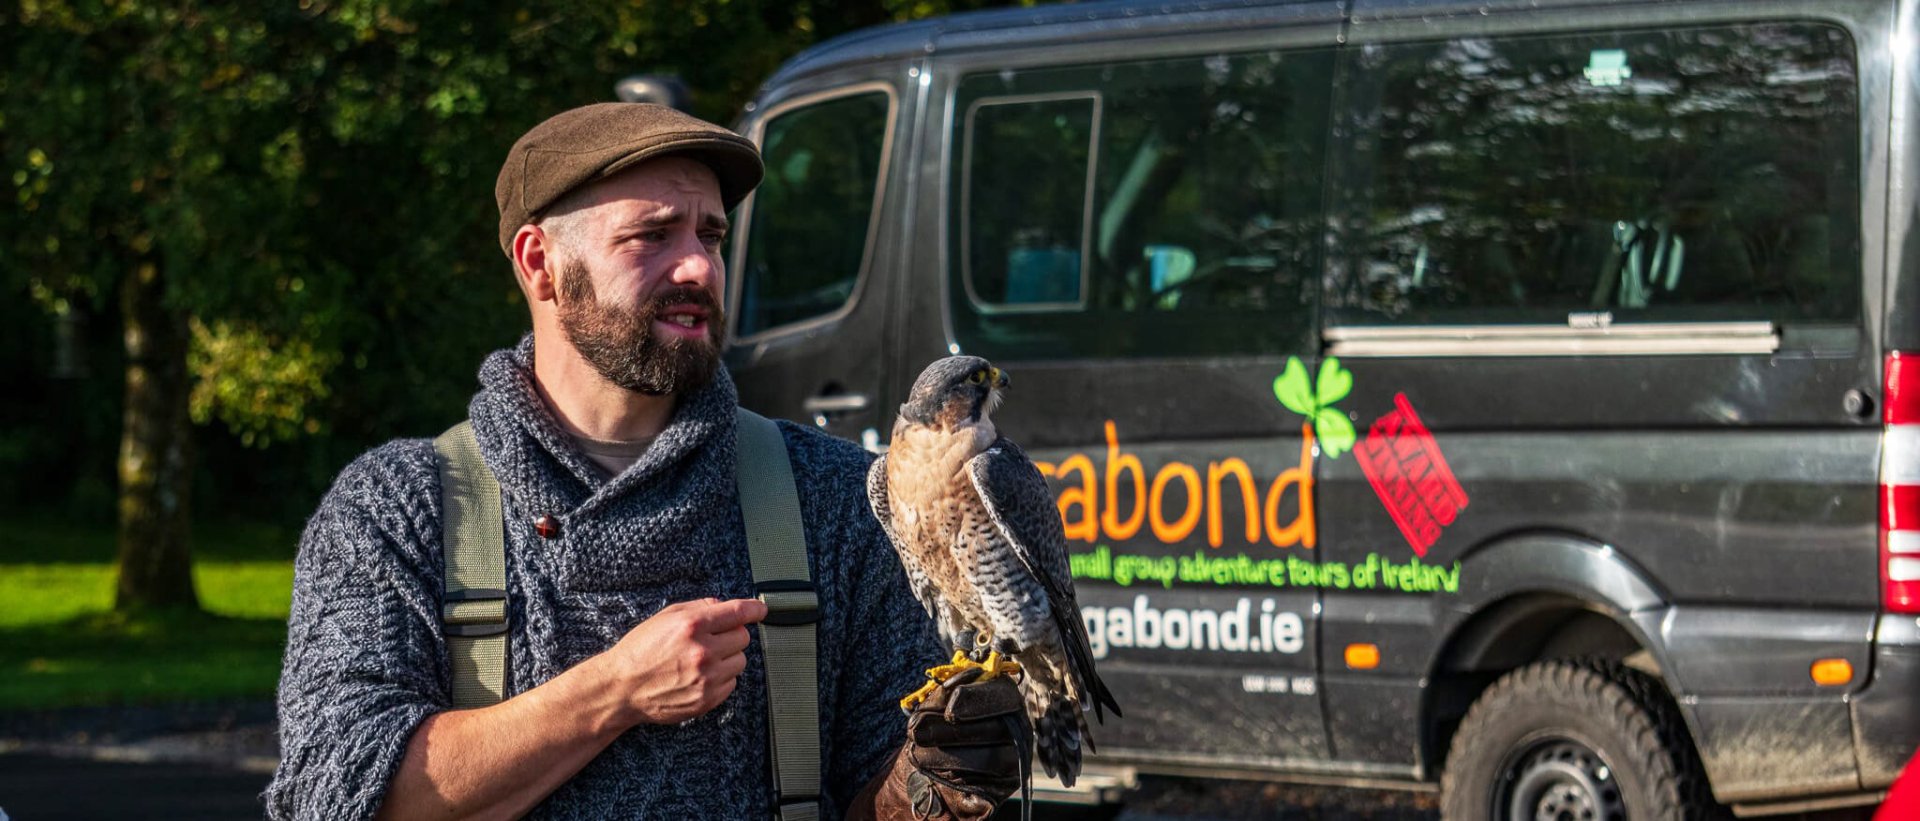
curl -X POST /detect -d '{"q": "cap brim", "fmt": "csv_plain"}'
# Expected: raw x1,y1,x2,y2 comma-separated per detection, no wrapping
598,135,764,211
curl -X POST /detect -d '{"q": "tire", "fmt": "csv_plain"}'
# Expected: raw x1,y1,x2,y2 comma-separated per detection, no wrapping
1440,659,1722,821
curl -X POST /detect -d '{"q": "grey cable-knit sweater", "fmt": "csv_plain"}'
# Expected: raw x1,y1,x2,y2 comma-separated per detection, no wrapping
265,337,941,820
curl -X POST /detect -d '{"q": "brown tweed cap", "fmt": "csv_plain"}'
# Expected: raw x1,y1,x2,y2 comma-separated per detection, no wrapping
494,102,763,255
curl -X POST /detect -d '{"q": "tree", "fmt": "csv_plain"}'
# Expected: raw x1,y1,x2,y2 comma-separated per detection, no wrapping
1,0,1027,612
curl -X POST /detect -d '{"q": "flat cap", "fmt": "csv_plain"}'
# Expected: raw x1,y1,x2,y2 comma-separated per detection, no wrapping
495,103,763,255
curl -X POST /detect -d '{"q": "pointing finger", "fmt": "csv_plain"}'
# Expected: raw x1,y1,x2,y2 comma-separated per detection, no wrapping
690,598,767,632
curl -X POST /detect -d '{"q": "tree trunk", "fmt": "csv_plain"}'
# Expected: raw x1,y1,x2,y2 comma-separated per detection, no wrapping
115,260,199,612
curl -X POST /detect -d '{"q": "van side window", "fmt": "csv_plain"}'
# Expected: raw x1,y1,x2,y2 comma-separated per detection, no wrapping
1331,23,1861,329
738,90,892,338
962,94,1098,311
951,50,1334,360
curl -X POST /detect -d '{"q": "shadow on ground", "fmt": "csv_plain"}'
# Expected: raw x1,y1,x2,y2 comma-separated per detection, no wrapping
0,610,285,710
0,754,267,820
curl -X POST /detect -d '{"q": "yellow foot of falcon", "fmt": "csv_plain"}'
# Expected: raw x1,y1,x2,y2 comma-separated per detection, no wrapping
898,649,1024,711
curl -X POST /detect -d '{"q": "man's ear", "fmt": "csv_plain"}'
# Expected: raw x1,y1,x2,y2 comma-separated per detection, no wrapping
512,224,559,304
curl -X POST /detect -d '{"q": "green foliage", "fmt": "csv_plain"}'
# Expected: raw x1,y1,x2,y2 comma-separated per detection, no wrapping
189,319,337,446
1,0,1032,522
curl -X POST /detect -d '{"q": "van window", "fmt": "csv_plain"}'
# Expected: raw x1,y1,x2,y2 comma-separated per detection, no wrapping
962,94,1098,311
951,49,1334,360
1331,23,1861,329
738,90,891,338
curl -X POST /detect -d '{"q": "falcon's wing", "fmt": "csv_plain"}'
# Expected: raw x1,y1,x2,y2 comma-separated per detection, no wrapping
865,453,901,545
867,453,937,620
966,440,1074,600
967,437,1120,721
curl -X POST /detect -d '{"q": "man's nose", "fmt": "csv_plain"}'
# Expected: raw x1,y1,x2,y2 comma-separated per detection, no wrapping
666,235,719,289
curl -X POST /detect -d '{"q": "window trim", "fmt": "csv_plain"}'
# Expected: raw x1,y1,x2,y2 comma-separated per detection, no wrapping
727,81,899,346
958,90,1104,315
1325,321,1781,357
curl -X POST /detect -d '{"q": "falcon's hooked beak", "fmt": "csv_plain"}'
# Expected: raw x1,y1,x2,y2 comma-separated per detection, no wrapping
981,367,1009,421
898,355,1011,431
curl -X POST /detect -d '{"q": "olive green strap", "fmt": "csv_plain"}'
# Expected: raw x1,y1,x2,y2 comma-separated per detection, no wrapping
735,408,822,821
435,421,509,709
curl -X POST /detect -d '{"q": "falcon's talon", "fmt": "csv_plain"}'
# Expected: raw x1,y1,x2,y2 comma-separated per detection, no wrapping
979,650,1023,681
904,647,1026,708
922,649,976,681
899,679,942,711
902,649,1004,709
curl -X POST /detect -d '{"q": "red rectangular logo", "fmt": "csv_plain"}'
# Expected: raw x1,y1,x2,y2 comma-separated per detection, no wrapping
1356,393,1469,556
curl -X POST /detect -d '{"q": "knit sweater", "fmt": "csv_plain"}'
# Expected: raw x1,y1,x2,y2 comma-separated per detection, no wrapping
264,336,941,820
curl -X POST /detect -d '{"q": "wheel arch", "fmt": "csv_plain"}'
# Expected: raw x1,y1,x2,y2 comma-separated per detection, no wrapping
1419,531,1678,776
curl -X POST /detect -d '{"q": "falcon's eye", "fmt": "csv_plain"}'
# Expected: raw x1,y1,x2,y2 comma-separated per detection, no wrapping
966,370,988,385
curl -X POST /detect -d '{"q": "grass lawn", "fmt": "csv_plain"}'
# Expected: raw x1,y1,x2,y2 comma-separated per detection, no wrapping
0,519,298,710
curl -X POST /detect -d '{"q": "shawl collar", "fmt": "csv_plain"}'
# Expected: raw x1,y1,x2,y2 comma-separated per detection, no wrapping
466,334,739,521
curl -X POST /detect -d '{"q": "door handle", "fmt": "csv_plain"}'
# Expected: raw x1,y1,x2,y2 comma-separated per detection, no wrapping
802,393,871,416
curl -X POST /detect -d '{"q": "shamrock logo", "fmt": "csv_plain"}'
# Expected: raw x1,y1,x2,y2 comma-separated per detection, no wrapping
1274,356,1356,459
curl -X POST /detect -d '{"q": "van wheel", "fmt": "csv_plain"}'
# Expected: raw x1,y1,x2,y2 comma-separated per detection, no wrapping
1440,659,1721,821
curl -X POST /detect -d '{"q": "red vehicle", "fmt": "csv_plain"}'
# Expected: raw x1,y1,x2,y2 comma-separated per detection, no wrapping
1878,751,1920,819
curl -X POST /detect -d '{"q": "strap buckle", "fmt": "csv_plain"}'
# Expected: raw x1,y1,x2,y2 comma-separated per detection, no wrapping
756,580,821,627
775,795,822,821
442,587,508,638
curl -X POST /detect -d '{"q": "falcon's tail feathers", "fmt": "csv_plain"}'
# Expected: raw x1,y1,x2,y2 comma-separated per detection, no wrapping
1028,687,1088,788
1053,599,1121,726
1083,666,1121,729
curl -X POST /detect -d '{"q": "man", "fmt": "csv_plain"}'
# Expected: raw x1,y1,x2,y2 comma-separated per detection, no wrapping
265,104,1020,819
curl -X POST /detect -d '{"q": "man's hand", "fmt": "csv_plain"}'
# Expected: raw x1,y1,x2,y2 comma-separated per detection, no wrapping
375,596,769,821
597,597,768,726
849,668,1029,820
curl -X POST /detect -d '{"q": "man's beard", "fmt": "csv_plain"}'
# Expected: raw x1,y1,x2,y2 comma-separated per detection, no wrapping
555,259,725,397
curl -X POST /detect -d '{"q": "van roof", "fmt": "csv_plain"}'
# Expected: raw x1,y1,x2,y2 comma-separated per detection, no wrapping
755,0,1783,94
761,0,1327,89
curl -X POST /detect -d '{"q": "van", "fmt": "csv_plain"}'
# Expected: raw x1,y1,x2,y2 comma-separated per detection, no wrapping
721,0,1920,815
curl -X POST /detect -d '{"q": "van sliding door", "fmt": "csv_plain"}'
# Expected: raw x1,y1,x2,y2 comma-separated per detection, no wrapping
927,27,1344,770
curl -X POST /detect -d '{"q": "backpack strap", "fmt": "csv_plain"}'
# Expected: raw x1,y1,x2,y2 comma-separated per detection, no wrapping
735,408,822,821
435,421,510,709
430,411,819,820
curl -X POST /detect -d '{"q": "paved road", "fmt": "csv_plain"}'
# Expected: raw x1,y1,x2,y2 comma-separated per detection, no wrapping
0,754,1432,821
0,753,1879,820
0,754,1428,821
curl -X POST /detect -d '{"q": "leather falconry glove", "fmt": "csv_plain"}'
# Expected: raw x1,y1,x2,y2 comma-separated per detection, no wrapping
849,667,1031,821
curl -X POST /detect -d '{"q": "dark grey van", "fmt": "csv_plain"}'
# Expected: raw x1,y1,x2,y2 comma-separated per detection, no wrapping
722,0,1920,816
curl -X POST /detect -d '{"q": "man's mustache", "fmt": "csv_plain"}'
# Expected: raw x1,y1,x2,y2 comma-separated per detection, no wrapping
639,286,721,317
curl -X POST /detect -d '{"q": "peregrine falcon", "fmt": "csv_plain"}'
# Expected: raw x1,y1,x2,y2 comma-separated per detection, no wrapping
867,355,1121,788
